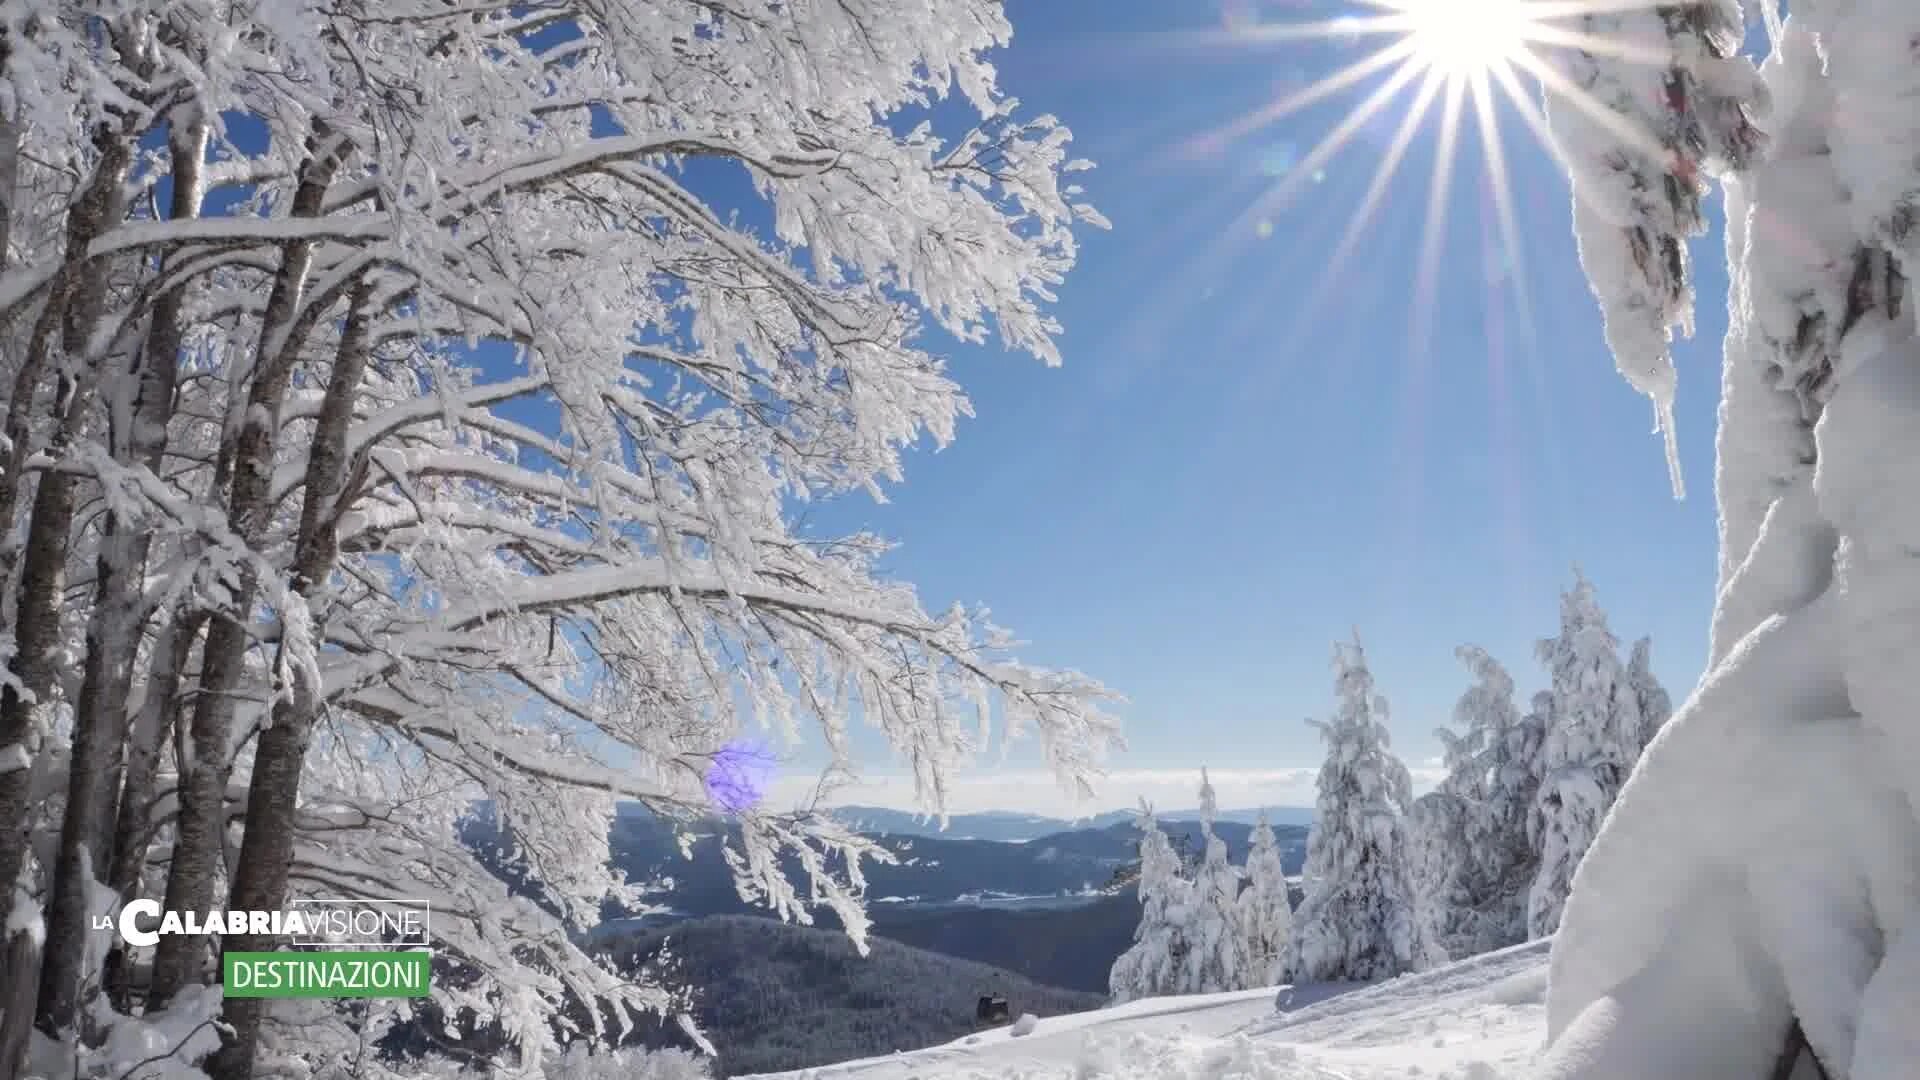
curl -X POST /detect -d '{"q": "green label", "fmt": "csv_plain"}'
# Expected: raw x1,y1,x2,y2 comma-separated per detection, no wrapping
222,951,430,998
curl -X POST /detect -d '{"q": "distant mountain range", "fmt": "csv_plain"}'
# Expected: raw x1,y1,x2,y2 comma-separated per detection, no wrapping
601,807,1309,918
826,804,1315,843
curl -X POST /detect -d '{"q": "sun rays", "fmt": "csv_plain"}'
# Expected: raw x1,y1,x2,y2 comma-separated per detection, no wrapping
1198,0,1681,343
1391,0,1535,78
1158,0,1681,602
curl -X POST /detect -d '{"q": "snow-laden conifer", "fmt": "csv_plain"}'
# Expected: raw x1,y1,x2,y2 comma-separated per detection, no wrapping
1181,769,1251,993
1527,571,1643,938
1239,811,1294,987
1624,636,1672,757
1284,633,1428,983
1109,805,1196,1004
1412,646,1540,960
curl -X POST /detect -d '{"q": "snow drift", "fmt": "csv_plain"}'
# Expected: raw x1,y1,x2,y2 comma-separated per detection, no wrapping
746,939,1551,1079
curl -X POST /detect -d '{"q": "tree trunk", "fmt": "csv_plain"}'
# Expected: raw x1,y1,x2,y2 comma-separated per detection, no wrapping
37,109,209,1037
0,127,132,940
206,278,376,1080
145,130,347,1010
0,934,37,1080
103,612,202,1011
0,121,133,1080
0,32,18,279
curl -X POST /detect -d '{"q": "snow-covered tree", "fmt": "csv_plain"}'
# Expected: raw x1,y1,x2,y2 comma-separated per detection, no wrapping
1109,805,1196,1004
1180,769,1251,993
1624,636,1673,756
1284,633,1429,983
1411,645,1539,961
1467,651,1547,919
1527,571,1642,938
1536,5,1920,1077
1407,791,1474,966
0,1,1118,1075
1238,812,1294,987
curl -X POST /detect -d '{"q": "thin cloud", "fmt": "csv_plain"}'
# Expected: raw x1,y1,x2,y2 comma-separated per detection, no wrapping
766,764,1444,820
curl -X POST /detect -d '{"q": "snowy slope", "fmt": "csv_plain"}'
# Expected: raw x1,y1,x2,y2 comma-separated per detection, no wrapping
746,940,1550,1079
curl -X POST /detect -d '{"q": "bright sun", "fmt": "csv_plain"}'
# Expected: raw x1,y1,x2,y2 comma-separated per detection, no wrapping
1388,0,1538,78
1176,0,1654,377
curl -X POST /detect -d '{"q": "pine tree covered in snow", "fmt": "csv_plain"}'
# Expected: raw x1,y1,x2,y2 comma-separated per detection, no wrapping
1180,770,1252,994
1238,812,1295,987
1624,636,1673,755
1284,634,1429,983
1108,806,1196,1004
1412,646,1540,961
1407,791,1475,967
1536,4,1920,1077
1527,571,1643,938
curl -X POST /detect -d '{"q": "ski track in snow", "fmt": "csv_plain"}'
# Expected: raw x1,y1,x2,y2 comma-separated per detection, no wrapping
745,940,1550,1080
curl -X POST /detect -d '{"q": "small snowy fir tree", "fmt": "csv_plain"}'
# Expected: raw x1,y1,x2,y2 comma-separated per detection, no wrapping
1109,805,1196,1004
1239,811,1295,986
1284,633,1430,983
1181,769,1252,993
1528,571,1644,938
1624,636,1672,758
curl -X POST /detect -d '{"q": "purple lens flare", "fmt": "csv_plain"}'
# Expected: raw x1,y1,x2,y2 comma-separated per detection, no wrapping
704,740,777,815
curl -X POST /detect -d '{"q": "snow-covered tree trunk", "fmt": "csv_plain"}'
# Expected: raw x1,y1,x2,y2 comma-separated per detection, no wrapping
1539,3,1920,1078
146,132,351,1010
0,127,133,947
102,612,201,1010
0,112,142,1071
209,277,375,1080
36,104,212,1040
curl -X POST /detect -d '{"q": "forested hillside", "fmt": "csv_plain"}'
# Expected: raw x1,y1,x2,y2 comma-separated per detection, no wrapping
595,916,1105,1077
871,894,1139,993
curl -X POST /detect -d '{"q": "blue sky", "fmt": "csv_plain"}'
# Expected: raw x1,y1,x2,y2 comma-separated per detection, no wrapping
773,0,1740,817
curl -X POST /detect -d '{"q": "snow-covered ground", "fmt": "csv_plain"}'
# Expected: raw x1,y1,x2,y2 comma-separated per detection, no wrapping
747,940,1550,1080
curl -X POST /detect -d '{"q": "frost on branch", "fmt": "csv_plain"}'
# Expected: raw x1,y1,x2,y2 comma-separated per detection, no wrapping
1542,0,1768,496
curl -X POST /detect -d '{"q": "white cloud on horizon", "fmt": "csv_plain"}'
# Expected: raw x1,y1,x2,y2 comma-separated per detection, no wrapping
765,764,1445,820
